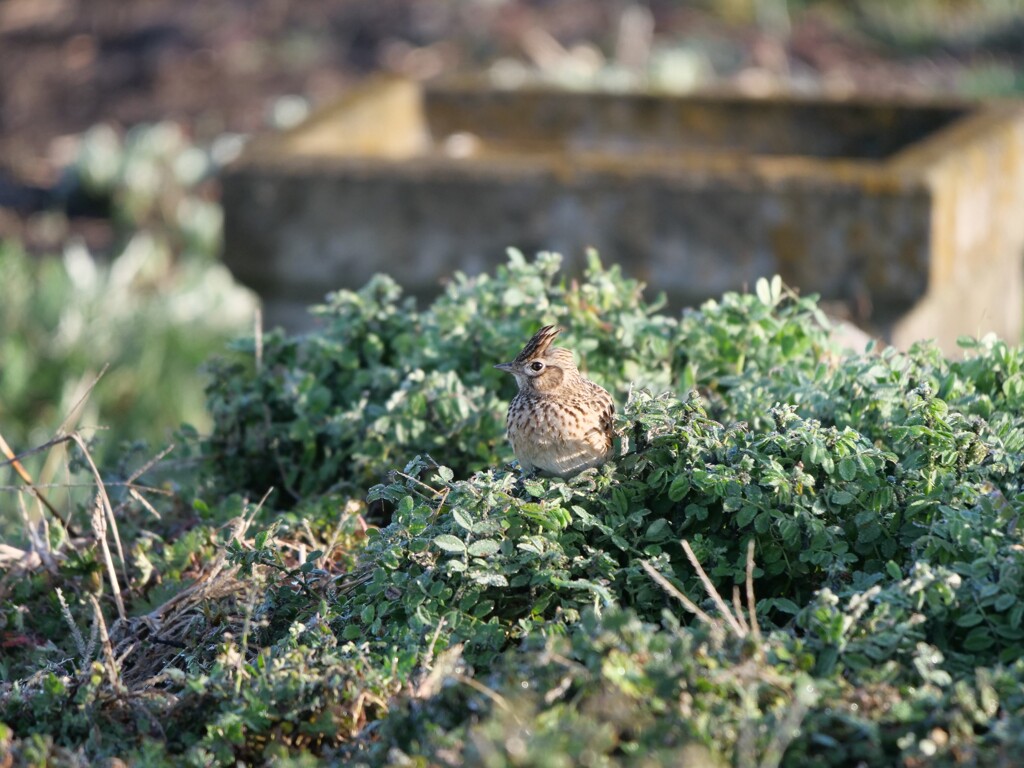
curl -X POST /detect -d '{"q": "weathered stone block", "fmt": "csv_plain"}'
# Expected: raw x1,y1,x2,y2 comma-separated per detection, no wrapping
222,78,1024,350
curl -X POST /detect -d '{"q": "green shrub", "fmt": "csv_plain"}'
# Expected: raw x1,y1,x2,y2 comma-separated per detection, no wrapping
0,121,252,476
201,254,828,504
6,252,1024,766
0,240,251,467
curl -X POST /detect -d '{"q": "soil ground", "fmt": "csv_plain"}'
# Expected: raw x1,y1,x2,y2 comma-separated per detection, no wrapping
0,1,1019,209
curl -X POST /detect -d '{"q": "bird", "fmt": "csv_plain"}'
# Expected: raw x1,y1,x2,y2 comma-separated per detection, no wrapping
494,325,615,478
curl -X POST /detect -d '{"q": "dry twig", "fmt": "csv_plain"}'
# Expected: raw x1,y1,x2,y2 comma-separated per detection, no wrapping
681,539,746,636
70,431,128,585
745,539,761,641
640,559,720,630
644,538,763,643
91,495,126,621
0,428,75,534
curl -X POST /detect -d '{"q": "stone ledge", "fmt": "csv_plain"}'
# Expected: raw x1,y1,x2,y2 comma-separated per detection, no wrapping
223,78,1024,351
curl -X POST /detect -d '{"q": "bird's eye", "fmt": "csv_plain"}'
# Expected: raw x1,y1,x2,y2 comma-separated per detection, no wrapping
529,361,545,372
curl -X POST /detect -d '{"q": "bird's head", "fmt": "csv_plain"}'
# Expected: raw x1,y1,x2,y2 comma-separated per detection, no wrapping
495,325,579,394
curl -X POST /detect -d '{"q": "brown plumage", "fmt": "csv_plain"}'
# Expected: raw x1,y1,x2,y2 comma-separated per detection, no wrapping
494,325,615,478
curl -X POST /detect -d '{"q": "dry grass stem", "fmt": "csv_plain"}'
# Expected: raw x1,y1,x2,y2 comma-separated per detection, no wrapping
0,433,76,471
681,539,746,637
234,586,260,695
640,559,720,631
105,511,261,690
91,495,127,621
454,672,520,722
322,499,361,562
396,470,447,498
129,487,162,519
746,539,762,641
17,493,52,568
57,363,109,436
732,586,750,634
71,431,128,583
90,593,123,692
415,638,460,699
422,617,448,671
758,694,811,768
645,540,765,643
110,443,176,520
0,428,75,533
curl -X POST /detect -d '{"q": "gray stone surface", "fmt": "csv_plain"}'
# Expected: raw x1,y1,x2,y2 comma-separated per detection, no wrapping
222,78,1024,350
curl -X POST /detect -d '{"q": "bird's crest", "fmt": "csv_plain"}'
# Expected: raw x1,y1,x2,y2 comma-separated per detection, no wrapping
514,325,562,364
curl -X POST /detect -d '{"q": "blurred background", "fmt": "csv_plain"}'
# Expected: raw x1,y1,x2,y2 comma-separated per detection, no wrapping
1,0,1023,470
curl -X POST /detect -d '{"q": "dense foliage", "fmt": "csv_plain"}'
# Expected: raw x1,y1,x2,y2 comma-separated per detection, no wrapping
3,253,1024,766
0,122,253,496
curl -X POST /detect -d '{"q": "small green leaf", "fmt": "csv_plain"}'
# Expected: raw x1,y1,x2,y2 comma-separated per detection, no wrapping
684,504,708,521
964,626,995,651
668,475,691,501
472,599,495,618
469,572,509,588
770,598,801,615
831,490,854,506
736,505,758,527
838,457,857,482
995,593,1017,612
452,509,474,531
467,539,500,557
433,535,467,554
645,518,671,541
523,479,545,496
756,277,773,306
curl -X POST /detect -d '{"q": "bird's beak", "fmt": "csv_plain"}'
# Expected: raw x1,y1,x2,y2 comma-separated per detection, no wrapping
494,362,514,373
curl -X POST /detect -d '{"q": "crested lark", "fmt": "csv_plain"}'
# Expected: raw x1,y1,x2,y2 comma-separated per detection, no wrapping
495,325,615,478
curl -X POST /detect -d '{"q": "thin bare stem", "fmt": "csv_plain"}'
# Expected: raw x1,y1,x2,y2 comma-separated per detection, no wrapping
126,444,176,486
746,539,762,641
0,429,75,534
396,471,446,497
422,617,448,671
235,586,259,696
454,673,520,722
91,496,126,621
680,539,745,637
71,432,128,583
0,481,171,494
58,364,109,436
89,593,123,692
732,586,750,634
322,499,359,562
758,691,811,768
0,433,75,471
415,640,462,699
641,560,720,630
129,488,162,519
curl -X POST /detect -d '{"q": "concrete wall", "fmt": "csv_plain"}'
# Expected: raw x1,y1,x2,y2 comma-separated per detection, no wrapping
222,79,1024,351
